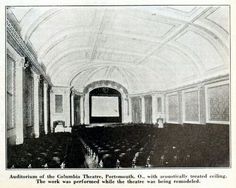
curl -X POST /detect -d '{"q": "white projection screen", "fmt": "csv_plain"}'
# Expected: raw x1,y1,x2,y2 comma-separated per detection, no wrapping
91,96,119,117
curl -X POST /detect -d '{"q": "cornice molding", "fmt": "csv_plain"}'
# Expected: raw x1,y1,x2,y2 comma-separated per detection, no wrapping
129,73,229,97
6,18,52,86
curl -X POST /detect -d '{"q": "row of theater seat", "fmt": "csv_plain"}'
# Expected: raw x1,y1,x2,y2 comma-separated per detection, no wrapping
75,124,229,168
7,123,229,168
7,133,71,168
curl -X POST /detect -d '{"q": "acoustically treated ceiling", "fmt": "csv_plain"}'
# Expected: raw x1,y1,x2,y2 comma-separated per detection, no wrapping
8,6,230,94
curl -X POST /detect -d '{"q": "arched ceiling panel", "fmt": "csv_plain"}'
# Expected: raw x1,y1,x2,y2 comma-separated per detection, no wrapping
47,52,141,77
47,50,87,75
22,8,63,41
45,47,89,67
8,6,230,94
96,34,157,54
111,13,177,39
153,47,199,76
175,30,226,70
70,66,167,93
38,28,94,58
29,8,101,51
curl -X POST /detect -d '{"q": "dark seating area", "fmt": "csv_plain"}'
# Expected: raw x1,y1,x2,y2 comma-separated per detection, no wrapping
7,124,229,168
7,133,71,168
75,123,229,168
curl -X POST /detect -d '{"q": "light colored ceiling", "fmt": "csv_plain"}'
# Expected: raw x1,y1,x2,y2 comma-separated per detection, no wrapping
8,6,230,94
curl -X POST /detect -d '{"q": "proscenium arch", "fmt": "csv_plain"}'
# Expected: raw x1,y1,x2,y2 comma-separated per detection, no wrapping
76,67,134,91
89,87,122,124
84,80,128,96
82,80,130,124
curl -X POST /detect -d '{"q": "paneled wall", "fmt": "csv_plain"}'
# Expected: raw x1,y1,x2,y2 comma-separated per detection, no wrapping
39,78,44,135
165,78,229,125
183,89,199,123
131,97,142,123
144,95,152,123
206,81,229,124
166,93,179,123
7,43,51,145
50,86,71,130
7,55,16,144
23,68,34,138
74,95,81,125
157,97,162,113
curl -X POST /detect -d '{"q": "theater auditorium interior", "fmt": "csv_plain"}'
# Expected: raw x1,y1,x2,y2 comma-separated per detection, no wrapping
6,6,230,168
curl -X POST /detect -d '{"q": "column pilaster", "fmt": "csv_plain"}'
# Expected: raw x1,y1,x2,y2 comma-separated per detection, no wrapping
15,57,25,144
178,91,183,125
71,91,75,126
43,81,48,134
33,72,40,138
128,97,132,123
141,96,145,123
152,94,157,124
80,95,84,124
199,85,206,124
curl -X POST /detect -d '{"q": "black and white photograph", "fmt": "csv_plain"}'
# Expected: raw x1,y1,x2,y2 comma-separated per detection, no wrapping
5,4,230,170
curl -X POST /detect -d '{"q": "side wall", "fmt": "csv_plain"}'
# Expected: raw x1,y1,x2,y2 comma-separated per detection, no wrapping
165,76,229,125
129,75,229,126
50,86,71,130
7,43,51,145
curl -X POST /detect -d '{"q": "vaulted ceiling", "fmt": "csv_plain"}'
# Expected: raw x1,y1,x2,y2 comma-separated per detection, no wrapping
8,6,230,94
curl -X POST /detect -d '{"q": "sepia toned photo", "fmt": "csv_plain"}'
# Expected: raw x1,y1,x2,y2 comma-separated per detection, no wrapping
6,5,230,169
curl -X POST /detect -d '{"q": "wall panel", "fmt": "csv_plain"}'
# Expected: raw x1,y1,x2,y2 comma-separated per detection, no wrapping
131,97,142,123
39,78,44,135
167,94,179,123
144,95,152,123
184,90,199,122
74,95,81,125
7,55,16,144
7,55,15,130
50,86,71,129
206,83,229,123
23,68,34,138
